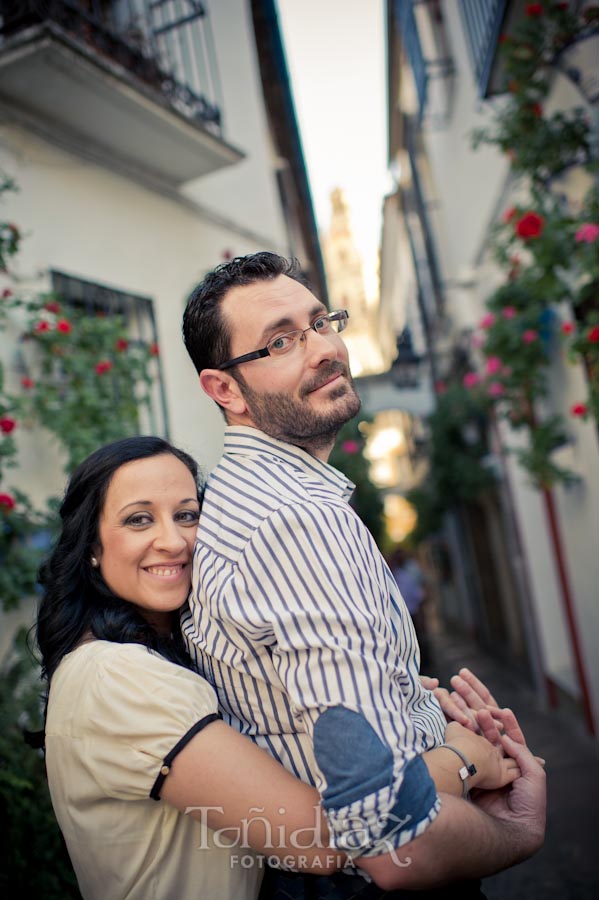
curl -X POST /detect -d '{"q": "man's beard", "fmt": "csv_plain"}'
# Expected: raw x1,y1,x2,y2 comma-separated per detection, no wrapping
234,361,361,453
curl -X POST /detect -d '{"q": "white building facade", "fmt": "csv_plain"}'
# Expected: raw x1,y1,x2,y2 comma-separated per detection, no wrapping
384,0,599,737
0,0,325,650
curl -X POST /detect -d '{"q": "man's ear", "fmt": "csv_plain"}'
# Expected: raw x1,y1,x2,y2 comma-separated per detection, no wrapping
199,369,248,416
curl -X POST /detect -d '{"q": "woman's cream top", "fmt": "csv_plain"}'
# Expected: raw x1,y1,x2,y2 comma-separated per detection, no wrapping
45,641,262,900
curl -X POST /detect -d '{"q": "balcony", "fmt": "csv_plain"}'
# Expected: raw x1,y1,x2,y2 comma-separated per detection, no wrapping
393,0,455,123
459,0,508,97
0,1,244,187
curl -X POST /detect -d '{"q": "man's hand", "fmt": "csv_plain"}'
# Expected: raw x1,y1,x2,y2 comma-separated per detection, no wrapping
471,710,547,852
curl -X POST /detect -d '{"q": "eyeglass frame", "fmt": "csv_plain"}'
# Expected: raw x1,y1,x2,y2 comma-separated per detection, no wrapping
217,309,350,371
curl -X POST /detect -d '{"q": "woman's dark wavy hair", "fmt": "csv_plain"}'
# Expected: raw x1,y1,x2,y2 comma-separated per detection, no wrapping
36,436,202,684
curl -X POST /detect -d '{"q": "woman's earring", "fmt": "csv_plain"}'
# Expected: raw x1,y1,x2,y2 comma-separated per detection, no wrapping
90,556,99,568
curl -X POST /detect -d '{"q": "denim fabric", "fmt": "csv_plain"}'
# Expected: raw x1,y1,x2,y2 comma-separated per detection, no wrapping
314,705,394,808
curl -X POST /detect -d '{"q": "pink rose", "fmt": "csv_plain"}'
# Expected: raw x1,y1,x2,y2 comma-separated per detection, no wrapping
522,329,538,344
485,356,503,375
488,382,505,398
502,306,517,319
341,440,360,454
480,313,496,329
574,223,599,244
463,372,480,388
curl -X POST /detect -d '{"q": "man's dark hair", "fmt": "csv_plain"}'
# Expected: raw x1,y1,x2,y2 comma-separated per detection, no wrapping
182,251,306,375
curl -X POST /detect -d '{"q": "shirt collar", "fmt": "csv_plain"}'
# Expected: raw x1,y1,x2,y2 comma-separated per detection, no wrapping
223,426,355,501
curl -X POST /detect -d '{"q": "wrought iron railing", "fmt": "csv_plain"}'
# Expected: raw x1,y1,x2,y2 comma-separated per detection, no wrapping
394,0,428,119
0,0,223,133
459,0,507,97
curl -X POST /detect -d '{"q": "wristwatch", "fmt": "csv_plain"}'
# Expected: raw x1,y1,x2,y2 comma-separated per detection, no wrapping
439,743,477,799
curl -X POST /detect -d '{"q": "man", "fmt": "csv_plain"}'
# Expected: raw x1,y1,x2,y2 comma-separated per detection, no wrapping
181,252,545,895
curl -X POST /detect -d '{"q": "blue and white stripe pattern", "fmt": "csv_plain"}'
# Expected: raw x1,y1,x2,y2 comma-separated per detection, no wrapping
181,426,446,851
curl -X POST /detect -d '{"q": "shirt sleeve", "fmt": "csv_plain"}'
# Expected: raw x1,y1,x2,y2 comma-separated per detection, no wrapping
240,499,443,855
79,644,219,801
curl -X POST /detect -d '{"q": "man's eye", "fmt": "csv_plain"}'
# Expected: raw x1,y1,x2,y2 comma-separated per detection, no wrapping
313,316,330,332
270,334,295,352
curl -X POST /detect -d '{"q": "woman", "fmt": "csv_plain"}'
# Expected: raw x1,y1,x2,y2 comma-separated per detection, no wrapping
37,436,520,900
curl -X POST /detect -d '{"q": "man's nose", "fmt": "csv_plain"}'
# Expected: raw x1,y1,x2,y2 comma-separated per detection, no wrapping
302,326,339,366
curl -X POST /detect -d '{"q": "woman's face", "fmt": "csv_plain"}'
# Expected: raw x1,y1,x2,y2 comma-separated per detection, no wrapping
95,454,199,629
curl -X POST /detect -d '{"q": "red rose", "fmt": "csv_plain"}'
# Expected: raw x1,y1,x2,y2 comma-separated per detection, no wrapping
44,300,61,314
34,320,51,334
515,211,545,239
95,360,113,375
588,326,599,343
149,342,159,357
21,377,34,389
115,338,129,352
0,415,16,434
530,103,543,117
502,207,517,223
0,493,16,512
56,319,72,334
570,403,588,417
526,3,544,15
1,288,12,298
498,34,510,44
560,322,574,336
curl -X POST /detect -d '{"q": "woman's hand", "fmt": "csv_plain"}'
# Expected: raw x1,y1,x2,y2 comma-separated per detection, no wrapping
444,721,520,791
422,668,502,733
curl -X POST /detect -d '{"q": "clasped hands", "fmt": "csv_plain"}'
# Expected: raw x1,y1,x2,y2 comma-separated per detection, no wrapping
421,668,546,844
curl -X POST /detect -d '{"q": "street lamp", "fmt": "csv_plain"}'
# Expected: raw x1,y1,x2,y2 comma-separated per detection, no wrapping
390,328,422,389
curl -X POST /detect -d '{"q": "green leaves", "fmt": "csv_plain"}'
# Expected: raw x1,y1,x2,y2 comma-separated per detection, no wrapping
406,385,496,542
465,5,599,488
0,179,160,613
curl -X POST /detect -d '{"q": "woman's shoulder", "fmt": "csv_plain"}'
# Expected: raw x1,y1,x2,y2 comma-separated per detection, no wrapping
54,640,215,700
48,640,218,736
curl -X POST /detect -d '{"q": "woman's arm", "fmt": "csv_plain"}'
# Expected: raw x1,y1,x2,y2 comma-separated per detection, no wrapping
160,715,514,876
160,719,346,872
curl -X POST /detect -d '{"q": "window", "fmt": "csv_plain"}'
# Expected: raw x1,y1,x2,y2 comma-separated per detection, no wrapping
50,270,169,437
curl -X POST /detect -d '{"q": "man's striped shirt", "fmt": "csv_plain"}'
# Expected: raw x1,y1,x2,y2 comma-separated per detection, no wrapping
182,427,446,854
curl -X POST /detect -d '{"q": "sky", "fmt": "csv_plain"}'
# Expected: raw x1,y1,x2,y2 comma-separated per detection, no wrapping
276,0,389,301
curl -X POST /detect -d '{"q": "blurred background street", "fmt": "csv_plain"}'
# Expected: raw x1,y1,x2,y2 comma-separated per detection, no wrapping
430,625,599,900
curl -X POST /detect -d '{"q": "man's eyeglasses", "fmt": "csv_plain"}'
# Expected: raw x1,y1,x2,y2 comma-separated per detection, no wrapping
218,309,349,371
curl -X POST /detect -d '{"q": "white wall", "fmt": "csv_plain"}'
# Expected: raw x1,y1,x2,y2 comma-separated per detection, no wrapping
1,127,235,476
